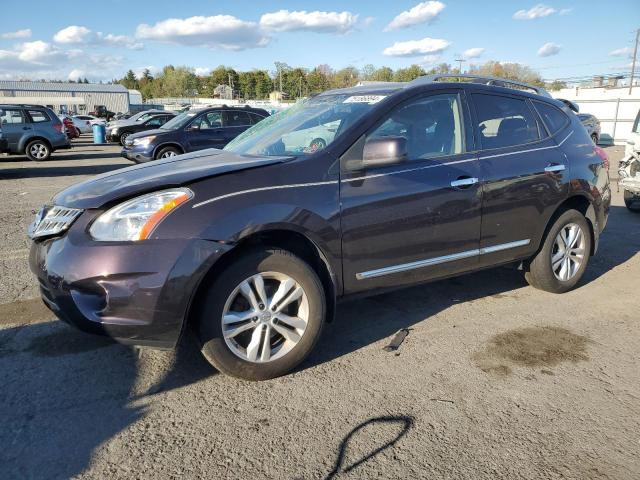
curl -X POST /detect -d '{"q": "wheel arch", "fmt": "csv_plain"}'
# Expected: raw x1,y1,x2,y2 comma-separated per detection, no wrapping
185,228,339,337
20,136,51,154
153,142,184,159
538,194,597,257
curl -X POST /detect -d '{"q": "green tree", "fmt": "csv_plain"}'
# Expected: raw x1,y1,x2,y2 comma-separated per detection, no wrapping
392,64,426,82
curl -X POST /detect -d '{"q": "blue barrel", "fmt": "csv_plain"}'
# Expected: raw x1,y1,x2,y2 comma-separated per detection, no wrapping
92,123,106,144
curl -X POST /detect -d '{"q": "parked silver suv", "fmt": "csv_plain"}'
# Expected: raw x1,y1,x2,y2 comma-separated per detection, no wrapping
0,104,70,161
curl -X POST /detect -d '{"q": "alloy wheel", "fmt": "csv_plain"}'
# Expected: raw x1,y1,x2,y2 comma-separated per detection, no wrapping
161,150,177,158
551,222,586,281
30,143,48,160
222,272,309,363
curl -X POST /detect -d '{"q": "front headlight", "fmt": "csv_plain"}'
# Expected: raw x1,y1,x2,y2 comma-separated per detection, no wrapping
132,135,156,147
89,188,193,241
110,127,118,134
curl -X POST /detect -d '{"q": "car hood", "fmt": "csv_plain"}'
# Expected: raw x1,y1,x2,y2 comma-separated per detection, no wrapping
53,149,292,209
127,128,172,141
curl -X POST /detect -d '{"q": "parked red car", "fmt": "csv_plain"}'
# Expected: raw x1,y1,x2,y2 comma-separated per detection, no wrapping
59,115,79,139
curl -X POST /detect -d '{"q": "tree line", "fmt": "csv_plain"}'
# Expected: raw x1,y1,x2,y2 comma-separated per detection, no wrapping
115,61,567,101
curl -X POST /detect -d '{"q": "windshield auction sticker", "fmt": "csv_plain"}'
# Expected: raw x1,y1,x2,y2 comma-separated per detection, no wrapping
343,95,387,104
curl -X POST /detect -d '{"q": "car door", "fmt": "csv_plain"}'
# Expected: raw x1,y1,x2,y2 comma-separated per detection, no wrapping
0,108,28,151
470,92,568,268
185,111,226,151
340,91,482,293
223,110,253,146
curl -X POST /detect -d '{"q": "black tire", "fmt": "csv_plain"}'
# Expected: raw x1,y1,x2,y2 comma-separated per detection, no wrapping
624,190,640,212
25,139,51,161
524,209,592,293
119,132,131,146
155,146,180,160
591,133,598,144
198,248,325,381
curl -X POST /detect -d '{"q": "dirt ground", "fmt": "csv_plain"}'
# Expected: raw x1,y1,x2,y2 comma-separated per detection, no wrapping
1,140,639,479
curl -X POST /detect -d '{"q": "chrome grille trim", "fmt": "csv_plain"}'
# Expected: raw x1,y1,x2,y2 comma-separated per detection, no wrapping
29,205,83,239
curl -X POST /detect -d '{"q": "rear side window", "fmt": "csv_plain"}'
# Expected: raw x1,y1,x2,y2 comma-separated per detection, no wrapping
1,109,26,124
533,101,569,135
225,111,252,127
28,110,50,123
248,112,266,125
473,94,540,149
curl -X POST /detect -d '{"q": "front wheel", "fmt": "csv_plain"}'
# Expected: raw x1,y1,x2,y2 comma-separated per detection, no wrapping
119,132,130,146
624,190,640,212
525,209,592,293
155,146,180,159
198,248,325,381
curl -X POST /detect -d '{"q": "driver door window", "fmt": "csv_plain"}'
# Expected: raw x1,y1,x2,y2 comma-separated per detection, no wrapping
368,93,464,161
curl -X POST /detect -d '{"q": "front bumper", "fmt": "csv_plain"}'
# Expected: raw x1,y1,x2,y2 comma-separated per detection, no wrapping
29,213,232,348
121,146,154,163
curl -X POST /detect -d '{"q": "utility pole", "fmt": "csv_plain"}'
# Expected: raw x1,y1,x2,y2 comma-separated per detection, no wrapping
629,28,639,94
454,58,466,74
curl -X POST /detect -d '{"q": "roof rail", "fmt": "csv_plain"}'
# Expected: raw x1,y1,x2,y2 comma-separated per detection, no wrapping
409,74,551,97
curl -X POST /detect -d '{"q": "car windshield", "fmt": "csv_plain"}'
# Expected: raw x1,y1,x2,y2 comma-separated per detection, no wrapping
224,93,393,156
160,111,198,130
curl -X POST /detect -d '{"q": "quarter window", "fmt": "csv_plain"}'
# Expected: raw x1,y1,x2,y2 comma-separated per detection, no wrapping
28,110,50,123
534,101,570,134
248,112,266,125
368,93,464,160
473,94,540,149
1,109,26,125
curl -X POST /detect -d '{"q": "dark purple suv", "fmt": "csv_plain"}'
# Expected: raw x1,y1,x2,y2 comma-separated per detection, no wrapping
28,75,611,380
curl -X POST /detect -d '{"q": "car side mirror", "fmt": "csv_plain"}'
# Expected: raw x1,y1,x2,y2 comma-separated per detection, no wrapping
187,124,200,131
361,136,408,168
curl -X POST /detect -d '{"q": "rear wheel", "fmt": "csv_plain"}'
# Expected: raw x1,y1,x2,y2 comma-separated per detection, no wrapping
624,190,640,212
198,248,325,381
25,140,51,161
155,146,180,159
525,209,592,293
591,133,598,144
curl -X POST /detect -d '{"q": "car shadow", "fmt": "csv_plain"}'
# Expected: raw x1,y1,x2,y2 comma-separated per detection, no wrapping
0,161,128,179
0,321,212,478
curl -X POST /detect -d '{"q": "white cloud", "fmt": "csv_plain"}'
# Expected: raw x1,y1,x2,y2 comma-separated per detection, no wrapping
559,8,572,15
54,25,142,50
384,1,446,31
463,47,485,59
537,42,561,57
362,16,375,27
421,54,442,66
194,67,211,76
54,25,92,44
259,10,358,34
610,47,632,57
68,68,86,81
136,15,269,50
513,4,557,20
0,41,123,80
1,29,32,39
383,37,451,57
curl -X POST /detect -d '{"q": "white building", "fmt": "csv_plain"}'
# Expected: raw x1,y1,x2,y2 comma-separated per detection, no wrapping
0,81,130,114
551,86,640,144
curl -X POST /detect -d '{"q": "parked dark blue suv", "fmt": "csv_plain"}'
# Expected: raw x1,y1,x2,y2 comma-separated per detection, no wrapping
121,105,269,162
29,75,610,380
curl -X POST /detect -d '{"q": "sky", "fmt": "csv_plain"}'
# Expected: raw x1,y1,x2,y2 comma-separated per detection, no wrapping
0,0,638,82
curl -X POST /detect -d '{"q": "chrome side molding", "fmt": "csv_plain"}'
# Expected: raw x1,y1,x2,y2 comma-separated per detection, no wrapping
356,239,531,280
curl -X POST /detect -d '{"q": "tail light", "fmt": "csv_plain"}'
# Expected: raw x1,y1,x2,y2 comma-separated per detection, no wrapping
594,145,609,170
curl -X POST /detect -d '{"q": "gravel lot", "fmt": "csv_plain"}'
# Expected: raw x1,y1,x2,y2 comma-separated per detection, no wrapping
1,139,639,479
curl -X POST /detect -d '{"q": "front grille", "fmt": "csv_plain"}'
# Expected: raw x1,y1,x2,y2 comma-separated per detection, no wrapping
29,205,83,239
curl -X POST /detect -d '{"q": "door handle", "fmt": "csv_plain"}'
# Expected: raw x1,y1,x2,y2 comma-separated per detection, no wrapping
22,126,31,130
450,177,479,188
544,164,565,173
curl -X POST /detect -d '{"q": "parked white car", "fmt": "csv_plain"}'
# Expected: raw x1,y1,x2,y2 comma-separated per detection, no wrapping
72,115,105,133
282,120,340,153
